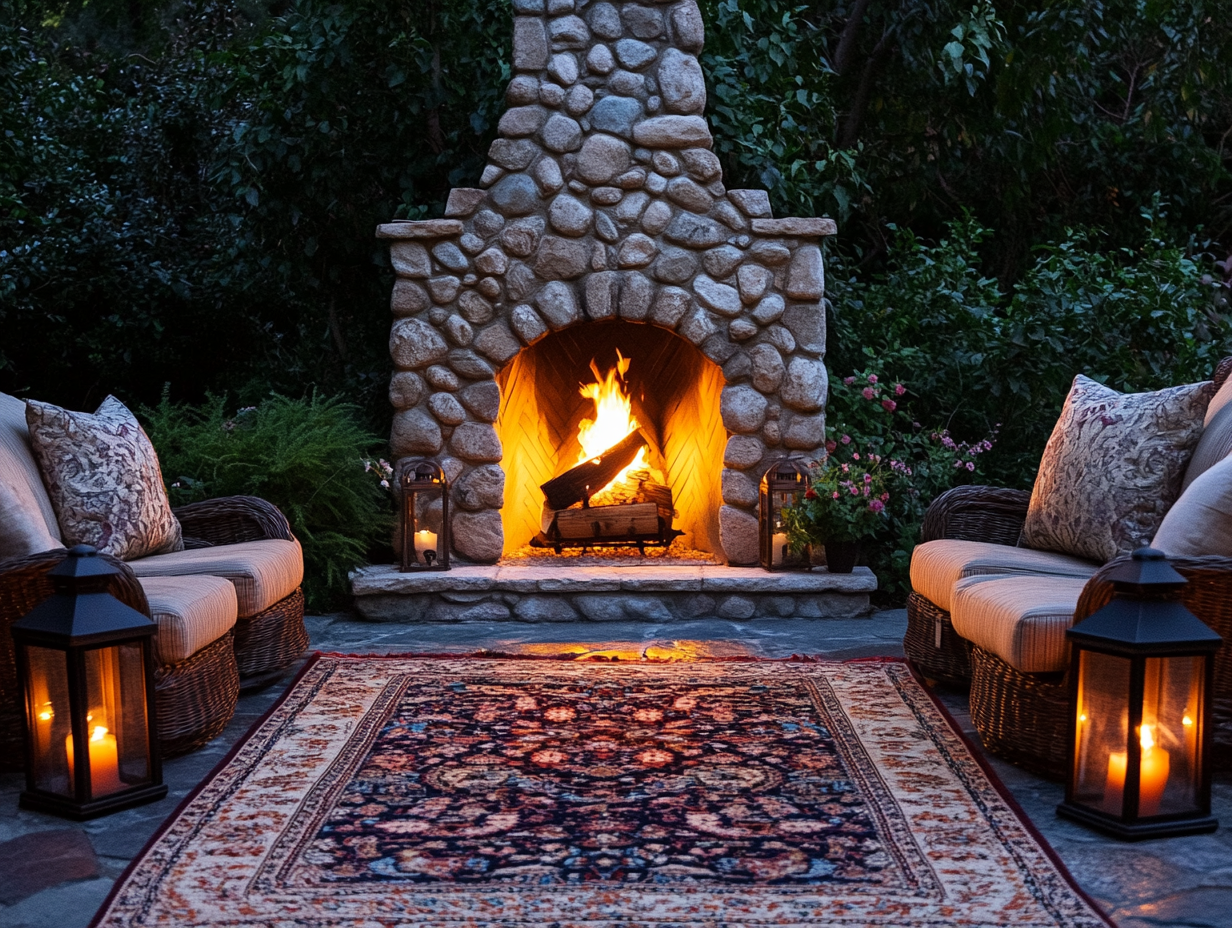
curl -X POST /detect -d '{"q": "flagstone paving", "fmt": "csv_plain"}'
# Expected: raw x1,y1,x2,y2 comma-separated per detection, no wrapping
1,608,1229,927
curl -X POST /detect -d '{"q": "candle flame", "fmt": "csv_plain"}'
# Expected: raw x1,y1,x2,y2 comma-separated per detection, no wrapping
576,351,647,495
1140,724,1155,752
91,726,109,742
1183,715,1194,727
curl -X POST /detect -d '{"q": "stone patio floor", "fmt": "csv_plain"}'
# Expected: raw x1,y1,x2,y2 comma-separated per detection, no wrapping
1,608,1230,927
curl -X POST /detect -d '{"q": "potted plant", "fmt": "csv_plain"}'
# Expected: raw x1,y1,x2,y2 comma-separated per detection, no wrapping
780,452,896,572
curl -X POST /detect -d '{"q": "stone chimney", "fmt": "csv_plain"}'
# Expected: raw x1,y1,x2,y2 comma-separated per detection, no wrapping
378,0,834,565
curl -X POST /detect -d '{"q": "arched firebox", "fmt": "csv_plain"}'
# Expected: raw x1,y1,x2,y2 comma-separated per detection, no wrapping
496,319,725,557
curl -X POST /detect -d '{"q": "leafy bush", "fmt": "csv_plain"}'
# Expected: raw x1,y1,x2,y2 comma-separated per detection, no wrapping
829,216,1231,487
141,391,393,611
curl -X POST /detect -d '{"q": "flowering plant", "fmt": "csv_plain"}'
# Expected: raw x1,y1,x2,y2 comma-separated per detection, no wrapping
783,369,998,592
780,451,896,546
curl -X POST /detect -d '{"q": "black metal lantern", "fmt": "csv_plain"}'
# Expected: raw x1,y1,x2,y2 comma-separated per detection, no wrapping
12,546,166,819
399,459,450,571
1057,548,1221,840
759,459,811,571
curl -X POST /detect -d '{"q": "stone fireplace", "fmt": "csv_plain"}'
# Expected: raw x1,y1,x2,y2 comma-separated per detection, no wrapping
378,0,834,566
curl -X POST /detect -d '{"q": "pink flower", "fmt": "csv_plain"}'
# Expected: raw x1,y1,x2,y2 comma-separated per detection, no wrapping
869,499,885,513
825,440,837,453
966,461,976,471
882,399,897,412
841,434,851,445
868,374,878,384
881,492,890,501
832,490,840,499
895,383,906,396
864,473,872,483
841,463,849,472
850,486,860,496
862,387,875,400
843,376,855,385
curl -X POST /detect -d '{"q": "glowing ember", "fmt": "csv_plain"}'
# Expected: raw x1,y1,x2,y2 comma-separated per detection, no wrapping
576,350,648,495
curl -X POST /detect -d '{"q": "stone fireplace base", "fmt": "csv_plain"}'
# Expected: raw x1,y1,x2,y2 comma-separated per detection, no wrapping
351,564,876,623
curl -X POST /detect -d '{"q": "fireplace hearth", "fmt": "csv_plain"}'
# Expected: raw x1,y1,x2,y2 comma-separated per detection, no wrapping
378,0,834,568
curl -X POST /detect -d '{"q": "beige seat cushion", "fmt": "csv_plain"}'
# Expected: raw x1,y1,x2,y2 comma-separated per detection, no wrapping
0,393,62,557
128,539,303,617
950,575,1090,674
1153,454,1232,556
1182,377,1232,490
910,539,1098,612
1021,375,1214,563
138,575,238,665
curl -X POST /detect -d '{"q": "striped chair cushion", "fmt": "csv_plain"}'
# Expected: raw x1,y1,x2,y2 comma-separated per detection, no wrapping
128,539,303,618
138,575,238,665
910,539,1098,613
0,392,62,557
950,574,1090,674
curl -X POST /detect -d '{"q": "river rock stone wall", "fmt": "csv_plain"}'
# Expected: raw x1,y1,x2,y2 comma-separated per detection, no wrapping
380,0,835,565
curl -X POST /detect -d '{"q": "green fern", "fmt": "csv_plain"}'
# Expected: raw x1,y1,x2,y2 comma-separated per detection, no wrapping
142,389,393,611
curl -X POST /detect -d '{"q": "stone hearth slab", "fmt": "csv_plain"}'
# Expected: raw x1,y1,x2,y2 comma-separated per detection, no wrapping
350,564,875,623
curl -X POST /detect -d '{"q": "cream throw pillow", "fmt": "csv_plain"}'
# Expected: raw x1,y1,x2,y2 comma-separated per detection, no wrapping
1180,375,1232,490
25,396,183,561
1021,375,1214,563
1153,453,1232,557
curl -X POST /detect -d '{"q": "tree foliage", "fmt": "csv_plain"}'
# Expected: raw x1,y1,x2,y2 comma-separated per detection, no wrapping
3,0,1231,465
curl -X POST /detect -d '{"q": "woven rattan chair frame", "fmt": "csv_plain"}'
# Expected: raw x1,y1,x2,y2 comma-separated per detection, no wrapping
171,496,308,689
0,549,238,770
904,485,1031,685
967,553,1232,780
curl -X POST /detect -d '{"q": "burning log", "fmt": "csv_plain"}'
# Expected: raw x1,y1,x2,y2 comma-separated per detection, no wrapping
539,429,650,511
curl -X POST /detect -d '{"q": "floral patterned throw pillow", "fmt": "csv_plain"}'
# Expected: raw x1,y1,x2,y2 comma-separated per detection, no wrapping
1021,375,1215,564
25,396,183,561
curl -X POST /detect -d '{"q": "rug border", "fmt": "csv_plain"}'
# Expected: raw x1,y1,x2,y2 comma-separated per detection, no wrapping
86,650,1116,928
86,652,326,928
895,660,1118,928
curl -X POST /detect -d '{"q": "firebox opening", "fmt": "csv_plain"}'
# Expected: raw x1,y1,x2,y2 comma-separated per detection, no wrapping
496,320,726,558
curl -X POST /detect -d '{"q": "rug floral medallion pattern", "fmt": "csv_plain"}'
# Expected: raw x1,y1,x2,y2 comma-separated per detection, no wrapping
92,657,1110,927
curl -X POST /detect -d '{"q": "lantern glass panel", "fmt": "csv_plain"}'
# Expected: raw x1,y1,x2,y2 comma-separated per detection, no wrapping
411,493,444,566
1073,650,1131,815
1142,655,1204,817
76,645,151,798
1074,650,1206,819
24,645,73,798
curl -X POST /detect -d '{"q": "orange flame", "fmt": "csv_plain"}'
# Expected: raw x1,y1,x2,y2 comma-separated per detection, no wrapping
576,350,648,495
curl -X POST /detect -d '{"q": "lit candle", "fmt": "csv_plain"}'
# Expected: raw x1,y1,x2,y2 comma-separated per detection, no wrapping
414,529,438,563
1104,724,1171,816
66,725,122,796
772,532,788,566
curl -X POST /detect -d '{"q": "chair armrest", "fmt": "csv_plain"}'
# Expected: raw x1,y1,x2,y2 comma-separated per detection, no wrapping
1075,553,1232,637
0,548,150,621
920,485,1032,545
173,496,295,546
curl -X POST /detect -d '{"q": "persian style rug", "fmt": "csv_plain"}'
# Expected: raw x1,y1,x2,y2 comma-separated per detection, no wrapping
92,656,1112,927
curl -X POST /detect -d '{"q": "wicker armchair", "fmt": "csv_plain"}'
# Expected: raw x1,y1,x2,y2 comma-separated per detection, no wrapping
0,549,240,770
902,485,1032,686
172,495,309,686
906,488,1232,780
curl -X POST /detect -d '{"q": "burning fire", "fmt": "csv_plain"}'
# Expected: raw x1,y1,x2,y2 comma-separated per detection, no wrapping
576,350,648,495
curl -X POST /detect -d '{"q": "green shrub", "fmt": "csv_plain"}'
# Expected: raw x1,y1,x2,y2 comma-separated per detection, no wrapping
829,216,1231,488
141,390,393,611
